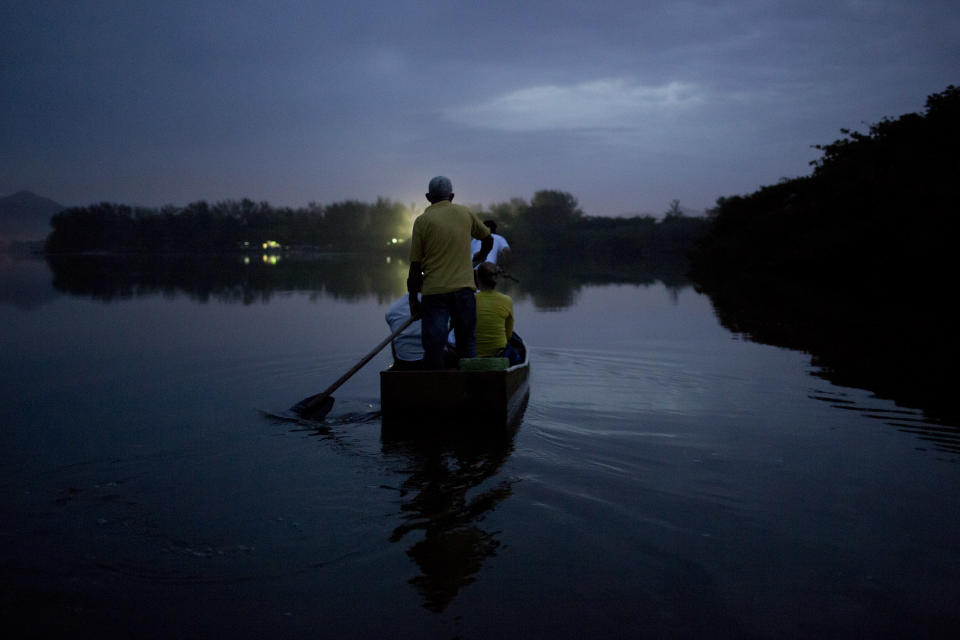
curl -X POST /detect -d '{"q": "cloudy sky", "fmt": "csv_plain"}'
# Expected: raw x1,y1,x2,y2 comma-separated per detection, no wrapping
2,0,957,216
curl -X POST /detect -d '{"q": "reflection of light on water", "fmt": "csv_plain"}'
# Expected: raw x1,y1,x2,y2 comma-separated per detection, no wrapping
386,256,391,264
243,253,280,265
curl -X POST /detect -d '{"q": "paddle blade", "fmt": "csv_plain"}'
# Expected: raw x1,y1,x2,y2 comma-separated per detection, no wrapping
291,394,335,421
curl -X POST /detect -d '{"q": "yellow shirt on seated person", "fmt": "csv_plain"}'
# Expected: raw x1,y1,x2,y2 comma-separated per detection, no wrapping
475,289,514,357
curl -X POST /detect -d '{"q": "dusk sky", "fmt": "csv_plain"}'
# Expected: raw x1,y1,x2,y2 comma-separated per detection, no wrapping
3,1,957,216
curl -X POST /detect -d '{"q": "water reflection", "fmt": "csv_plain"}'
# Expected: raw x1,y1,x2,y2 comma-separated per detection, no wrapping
380,429,517,613
34,252,695,310
809,388,960,455
514,252,692,310
270,406,521,612
44,252,410,304
699,278,960,430
0,253,58,309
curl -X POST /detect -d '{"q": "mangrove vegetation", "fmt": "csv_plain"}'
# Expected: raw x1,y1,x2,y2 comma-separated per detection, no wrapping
690,84,960,423
43,190,709,265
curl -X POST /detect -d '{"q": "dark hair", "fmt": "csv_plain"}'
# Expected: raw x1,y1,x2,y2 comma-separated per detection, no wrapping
477,262,498,288
483,220,497,233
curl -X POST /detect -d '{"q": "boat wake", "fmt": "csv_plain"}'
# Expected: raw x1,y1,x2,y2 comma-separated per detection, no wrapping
326,409,383,425
257,407,382,427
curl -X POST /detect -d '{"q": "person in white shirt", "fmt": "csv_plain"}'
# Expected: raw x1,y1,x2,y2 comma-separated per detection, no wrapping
471,220,511,275
385,293,423,370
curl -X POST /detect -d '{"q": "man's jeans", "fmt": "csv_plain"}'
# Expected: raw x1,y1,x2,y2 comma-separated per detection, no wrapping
420,288,476,369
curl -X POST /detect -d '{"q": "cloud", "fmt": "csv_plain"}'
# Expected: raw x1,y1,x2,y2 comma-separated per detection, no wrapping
444,78,702,132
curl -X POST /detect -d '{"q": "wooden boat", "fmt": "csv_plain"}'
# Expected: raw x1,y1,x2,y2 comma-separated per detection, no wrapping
380,348,530,434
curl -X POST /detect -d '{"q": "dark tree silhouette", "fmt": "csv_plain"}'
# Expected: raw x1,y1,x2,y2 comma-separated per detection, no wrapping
689,84,960,423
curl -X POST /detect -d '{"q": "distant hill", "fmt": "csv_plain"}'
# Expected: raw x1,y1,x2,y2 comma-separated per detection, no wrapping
0,191,65,243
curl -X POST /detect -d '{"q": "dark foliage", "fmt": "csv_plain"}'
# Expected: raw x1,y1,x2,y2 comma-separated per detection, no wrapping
692,84,960,292
41,188,708,312
486,189,709,271
45,197,411,253
43,188,710,271
690,84,960,423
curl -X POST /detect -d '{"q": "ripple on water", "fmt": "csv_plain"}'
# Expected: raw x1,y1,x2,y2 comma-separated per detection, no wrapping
526,344,754,424
809,387,960,455
513,344,810,535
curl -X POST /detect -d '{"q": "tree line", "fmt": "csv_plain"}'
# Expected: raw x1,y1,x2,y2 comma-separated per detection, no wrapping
688,84,960,423
44,189,709,260
690,84,959,293
44,197,412,253
480,192,707,265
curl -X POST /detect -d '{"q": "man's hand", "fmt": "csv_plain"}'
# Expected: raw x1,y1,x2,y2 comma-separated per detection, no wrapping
473,234,494,266
408,294,421,319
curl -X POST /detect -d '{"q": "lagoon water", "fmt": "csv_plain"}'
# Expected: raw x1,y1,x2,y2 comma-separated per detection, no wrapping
1,254,958,638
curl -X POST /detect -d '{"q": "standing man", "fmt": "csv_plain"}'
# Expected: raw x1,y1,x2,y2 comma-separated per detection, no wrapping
408,176,493,369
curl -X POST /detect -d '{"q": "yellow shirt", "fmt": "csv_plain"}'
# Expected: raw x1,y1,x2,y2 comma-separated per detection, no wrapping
475,290,514,357
409,201,490,295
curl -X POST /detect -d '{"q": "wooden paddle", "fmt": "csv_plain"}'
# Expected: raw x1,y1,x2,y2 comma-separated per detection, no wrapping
290,315,417,420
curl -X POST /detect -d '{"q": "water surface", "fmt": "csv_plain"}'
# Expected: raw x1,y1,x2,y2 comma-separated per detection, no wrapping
1,255,958,638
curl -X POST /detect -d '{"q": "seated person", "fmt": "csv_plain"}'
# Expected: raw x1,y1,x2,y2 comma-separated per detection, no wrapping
471,220,511,274
385,293,423,370
474,262,521,364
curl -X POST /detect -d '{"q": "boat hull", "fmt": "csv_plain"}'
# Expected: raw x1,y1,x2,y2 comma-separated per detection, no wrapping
380,357,530,434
